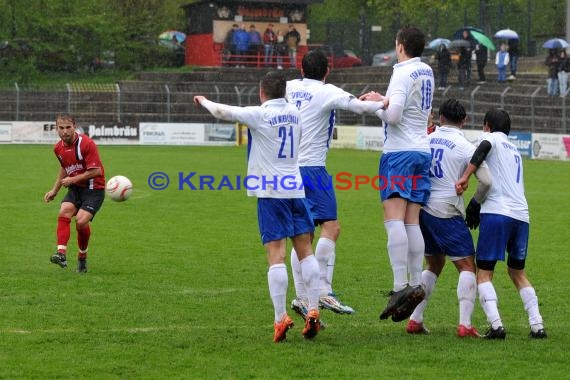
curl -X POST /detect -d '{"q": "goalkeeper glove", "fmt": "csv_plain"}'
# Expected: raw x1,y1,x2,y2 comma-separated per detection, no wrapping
465,198,481,230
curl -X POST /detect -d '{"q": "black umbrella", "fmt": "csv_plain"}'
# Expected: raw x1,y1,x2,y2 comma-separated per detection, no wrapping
453,26,484,40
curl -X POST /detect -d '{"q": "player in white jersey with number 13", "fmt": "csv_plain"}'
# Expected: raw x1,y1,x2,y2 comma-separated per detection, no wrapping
405,98,491,337
456,108,547,339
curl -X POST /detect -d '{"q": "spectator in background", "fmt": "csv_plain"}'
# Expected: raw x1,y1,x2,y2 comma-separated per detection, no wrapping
545,49,560,96
232,24,250,68
495,43,510,83
461,30,476,82
507,39,520,80
285,24,301,68
475,43,488,83
248,24,262,67
458,46,470,89
557,50,570,97
224,24,239,66
275,30,287,70
263,24,276,67
436,44,452,90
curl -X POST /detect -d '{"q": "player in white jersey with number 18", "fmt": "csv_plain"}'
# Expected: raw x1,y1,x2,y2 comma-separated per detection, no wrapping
286,49,385,321
194,71,322,343
456,108,547,339
405,99,491,337
361,26,434,323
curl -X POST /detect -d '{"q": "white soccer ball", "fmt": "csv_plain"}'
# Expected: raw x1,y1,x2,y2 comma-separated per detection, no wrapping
106,175,133,202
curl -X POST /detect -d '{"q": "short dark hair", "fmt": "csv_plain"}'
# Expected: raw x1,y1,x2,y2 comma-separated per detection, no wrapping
484,108,511,135
260,71,286,100
302,49,328,80
396,26,426,58
438,98,466,124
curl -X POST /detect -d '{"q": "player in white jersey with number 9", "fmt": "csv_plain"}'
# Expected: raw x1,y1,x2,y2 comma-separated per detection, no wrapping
194,71,322,343
286,49,385,321
456,108,547,339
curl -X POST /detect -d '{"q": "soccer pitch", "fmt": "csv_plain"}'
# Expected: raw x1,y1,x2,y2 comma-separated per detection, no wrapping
0,145,567,379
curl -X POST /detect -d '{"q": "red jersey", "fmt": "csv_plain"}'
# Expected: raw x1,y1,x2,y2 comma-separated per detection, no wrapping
54,133,106,189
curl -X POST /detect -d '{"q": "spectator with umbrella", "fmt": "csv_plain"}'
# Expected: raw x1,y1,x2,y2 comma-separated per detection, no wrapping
558,50,570,97
494,29,520,80
507,39,520,80
545,49,560,96
436,44,452,90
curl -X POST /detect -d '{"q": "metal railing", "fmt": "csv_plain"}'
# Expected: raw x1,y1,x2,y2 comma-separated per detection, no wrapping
0,82,566,134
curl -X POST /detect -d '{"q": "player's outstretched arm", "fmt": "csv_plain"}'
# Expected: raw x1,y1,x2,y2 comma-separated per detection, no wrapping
346,97,384,115
194,95,235,121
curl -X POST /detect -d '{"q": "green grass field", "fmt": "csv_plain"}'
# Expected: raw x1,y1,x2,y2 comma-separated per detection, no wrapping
0,145,568,379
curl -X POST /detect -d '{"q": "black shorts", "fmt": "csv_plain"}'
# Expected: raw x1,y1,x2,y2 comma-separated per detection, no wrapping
62,186,105,217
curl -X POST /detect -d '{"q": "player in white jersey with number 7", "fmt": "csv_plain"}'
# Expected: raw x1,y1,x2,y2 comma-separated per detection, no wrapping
194,71,322,343
360,26,434,323
456,108,547,339
286,49,385,320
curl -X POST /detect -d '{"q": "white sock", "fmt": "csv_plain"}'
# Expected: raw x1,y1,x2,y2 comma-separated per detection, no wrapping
300,255,320,311
478,281,502,329
519,286,544,330
267,264,288,322
290,248,307,300
384,220,408,291
315,237,335,295
410,270,438,323
405,224,425,287
457,271,476,327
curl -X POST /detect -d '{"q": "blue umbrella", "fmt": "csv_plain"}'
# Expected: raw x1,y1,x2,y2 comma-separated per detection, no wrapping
428,38,451,49
494,29,519,40
542,38,569,49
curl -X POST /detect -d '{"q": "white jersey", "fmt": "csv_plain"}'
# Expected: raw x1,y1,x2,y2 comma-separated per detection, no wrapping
383,57,434,153
220,98,305,199
423,126,476,218
286,78,356,166
480,132,529,222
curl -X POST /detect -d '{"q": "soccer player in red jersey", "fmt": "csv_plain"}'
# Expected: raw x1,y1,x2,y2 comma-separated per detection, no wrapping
44,114,106,273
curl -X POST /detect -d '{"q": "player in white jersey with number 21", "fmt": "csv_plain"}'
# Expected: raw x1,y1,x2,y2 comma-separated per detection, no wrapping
194,71,322,343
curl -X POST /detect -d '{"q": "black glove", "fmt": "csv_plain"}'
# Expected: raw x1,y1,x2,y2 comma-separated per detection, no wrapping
465,198,481,230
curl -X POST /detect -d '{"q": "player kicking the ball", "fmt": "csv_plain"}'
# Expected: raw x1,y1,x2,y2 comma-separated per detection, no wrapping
44,114,106,273
194,71,322,343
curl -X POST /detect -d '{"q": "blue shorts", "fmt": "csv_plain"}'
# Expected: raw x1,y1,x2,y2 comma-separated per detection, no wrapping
257,198,315,245
419,210,475,257
476,213,529,262
379,151,431,205
300,166,337,224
